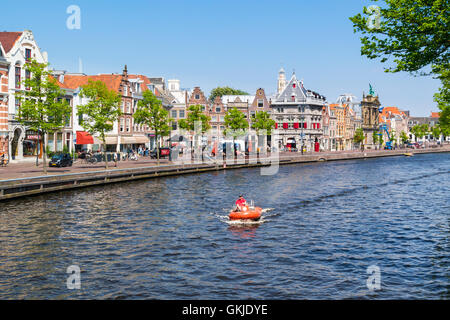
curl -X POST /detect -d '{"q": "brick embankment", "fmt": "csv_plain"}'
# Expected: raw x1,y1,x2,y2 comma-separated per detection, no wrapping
1,145,449,201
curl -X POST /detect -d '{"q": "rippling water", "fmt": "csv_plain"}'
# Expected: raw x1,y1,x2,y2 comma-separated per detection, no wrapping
0,153,449,299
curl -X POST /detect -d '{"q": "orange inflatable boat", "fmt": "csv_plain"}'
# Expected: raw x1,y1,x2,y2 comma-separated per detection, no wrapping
229,205,262,221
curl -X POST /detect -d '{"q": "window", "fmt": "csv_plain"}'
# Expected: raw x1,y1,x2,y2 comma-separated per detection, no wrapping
216,107,221,113
258,99,263,107
120,118,124,132
15,66,21,89
25,49,31,61
195,94,200,100
123,85,128,96
179,110,185,118
15,98,21,115
25,70,31,90
126,118,130,132
172,122,177,130
171,110,177,118
126,102,131,113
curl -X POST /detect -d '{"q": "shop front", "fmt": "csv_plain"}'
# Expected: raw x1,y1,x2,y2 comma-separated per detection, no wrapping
119,136,150,153
23,130,43,158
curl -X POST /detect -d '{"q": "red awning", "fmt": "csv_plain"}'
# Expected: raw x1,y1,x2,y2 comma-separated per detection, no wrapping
293,123,299,129
76,131,94,145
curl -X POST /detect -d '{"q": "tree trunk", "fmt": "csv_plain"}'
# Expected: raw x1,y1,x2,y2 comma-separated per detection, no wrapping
103,141,108,170
42,133,47,174
156,133,160,166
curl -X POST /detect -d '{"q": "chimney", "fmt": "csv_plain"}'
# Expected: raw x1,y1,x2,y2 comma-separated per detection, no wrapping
123,65,128,79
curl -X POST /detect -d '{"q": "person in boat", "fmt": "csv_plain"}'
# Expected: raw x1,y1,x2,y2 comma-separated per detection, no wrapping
235,194,247,212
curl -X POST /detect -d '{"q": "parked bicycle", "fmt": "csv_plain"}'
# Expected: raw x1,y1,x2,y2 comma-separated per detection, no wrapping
83,154,98,164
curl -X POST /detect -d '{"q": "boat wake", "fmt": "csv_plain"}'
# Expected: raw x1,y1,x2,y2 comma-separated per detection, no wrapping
210,208,275,225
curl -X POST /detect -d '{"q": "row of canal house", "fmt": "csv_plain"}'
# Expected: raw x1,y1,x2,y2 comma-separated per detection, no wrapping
1,29,416,161
52,67,169,154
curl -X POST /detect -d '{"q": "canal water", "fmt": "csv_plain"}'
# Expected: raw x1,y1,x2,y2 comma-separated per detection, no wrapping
0,153,449,299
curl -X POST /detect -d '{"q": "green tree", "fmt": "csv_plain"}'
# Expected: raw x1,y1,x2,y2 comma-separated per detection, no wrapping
209,87,249,103
372,130,379,146
179,104,211,133
431,125,441,141
350,0,449,131
78,80,122,170
251,111,275,149
134,90,172,165
15,59,71,174
433,67,450,132
411,124,429,141
179,105,211,156
400,131,409,145
390,129,397,146
224,107,249,141
353,127,365,150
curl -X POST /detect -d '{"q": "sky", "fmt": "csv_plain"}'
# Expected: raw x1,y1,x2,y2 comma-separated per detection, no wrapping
1,0,443,116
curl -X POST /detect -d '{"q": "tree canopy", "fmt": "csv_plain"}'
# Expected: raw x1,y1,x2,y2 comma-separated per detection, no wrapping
179,104,211,133
134,90,172,165
16,59,71,173
78,80,122,169
224,107,249,139
209,87,249,103
350,0,450,131
251,111,275,136
349,0,449,75
353,127,365,148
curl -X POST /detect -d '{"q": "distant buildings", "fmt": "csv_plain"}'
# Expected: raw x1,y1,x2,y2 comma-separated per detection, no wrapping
379,107,409,146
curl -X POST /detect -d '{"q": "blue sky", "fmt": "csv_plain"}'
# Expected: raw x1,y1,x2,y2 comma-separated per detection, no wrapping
1,0,442,116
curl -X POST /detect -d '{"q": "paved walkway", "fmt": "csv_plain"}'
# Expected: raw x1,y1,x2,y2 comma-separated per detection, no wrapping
1,145,449,181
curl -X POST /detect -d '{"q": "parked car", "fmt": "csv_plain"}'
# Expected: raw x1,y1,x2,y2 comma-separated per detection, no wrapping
49,153,73,167
150,147,171,159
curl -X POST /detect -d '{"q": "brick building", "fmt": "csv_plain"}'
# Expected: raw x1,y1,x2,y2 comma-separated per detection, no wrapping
0,43,9,157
